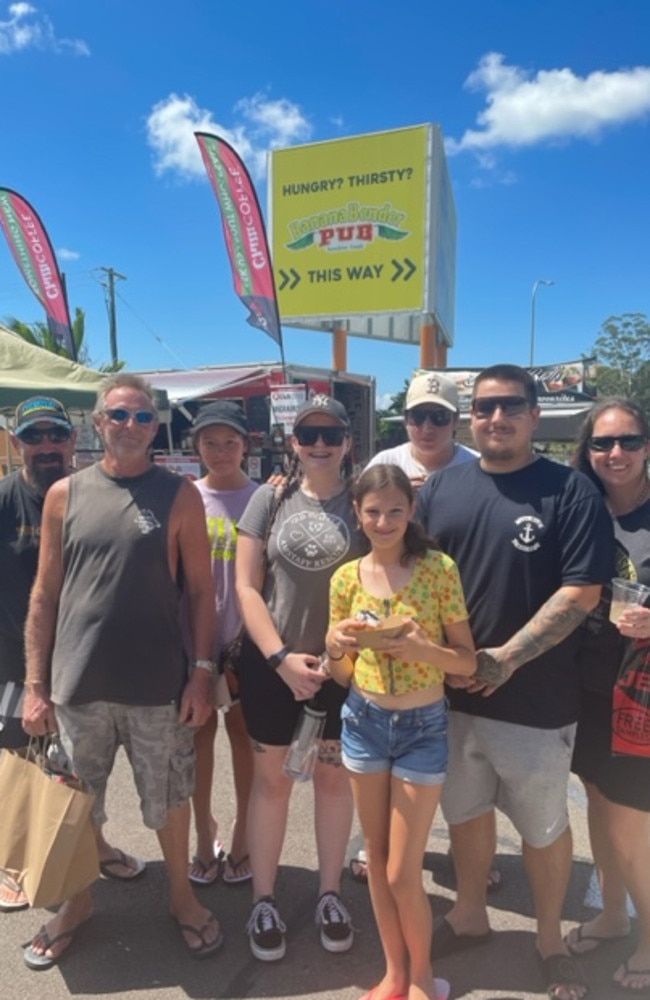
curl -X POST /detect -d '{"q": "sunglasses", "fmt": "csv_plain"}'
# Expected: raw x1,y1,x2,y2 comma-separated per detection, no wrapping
294,425,347,447
406,407,453,428
18,426,72,445
588,434,647,453
471,395,529,419
104,408,156,425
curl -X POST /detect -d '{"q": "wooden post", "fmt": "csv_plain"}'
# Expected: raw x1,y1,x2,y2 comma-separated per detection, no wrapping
332,327,348,371
420,317,447,369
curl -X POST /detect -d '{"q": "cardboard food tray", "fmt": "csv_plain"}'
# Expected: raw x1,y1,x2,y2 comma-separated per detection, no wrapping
350,615,406,649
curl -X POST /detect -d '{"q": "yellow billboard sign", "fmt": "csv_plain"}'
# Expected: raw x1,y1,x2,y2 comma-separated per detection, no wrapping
270,126,429,319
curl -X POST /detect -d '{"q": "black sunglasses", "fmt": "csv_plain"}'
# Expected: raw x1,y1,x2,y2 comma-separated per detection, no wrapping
406,408,453,428
18,426,72,445
588,434,647,453
471,395,529,419
294,426,347,447
104,408,156,425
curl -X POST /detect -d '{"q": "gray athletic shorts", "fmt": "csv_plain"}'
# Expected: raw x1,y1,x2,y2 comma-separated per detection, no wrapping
55,702,195,830
441,711,576,848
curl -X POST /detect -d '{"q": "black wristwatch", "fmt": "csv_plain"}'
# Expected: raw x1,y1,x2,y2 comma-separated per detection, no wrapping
267,645,291,670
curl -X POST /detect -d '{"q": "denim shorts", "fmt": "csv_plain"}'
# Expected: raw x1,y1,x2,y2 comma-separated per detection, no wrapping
341,687,448,785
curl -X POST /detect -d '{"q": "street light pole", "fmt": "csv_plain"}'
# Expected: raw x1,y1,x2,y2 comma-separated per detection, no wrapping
530,279,555,367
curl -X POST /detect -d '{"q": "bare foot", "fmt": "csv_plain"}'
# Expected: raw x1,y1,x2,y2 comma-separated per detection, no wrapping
0,871,29,910
26,894,93,964
565,913,631,954
171,898,223,953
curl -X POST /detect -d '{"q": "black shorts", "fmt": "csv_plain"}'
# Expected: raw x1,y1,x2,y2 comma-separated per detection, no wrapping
237,634,346,746
572,688,650,812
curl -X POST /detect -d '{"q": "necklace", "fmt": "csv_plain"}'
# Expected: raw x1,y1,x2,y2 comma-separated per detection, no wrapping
607,478,650,517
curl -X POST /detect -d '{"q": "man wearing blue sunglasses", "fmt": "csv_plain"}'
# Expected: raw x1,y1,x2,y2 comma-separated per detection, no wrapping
1,396,144,911
21,374,223,966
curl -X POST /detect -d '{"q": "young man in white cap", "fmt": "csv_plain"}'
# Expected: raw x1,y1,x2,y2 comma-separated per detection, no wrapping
367,372,477,490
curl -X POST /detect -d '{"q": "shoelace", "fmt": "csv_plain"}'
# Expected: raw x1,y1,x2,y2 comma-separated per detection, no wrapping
315,892,352,927
246,899,287,935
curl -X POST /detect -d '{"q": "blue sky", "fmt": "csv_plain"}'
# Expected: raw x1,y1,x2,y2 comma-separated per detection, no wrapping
1,0,649,405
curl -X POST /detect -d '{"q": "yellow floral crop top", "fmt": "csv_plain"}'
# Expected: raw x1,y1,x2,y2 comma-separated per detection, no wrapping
328,550,469,695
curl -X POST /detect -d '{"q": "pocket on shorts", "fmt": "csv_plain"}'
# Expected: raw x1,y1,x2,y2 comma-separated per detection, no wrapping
341,700,361,727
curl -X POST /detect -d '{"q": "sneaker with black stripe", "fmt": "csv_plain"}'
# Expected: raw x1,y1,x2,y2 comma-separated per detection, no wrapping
314,891,354,952
246,896,286,961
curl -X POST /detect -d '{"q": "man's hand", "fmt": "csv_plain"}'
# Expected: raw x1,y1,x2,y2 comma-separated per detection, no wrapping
468,647,517,697
179,670,213,728
22,684,57,736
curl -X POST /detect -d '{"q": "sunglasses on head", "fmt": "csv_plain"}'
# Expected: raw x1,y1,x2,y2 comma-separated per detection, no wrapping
588,434,647,453
294,425,347,447
104,408,156,425
406,407,453,428
471,395,529,419
18,426,72,445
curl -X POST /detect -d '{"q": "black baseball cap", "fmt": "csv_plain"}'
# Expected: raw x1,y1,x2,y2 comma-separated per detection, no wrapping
15,396,72,436
293,395,350,429
192,400,249,438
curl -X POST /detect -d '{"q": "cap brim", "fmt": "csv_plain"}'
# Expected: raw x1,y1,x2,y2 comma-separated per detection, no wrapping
15,416,72,434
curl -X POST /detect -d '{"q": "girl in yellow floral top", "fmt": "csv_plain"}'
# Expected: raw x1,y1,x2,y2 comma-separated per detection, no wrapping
325,464,475,1000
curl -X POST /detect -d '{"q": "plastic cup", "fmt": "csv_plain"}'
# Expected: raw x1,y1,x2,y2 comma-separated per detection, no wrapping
610,577,650,624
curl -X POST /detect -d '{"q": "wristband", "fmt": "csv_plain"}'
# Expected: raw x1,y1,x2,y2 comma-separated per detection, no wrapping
327,649,345,661
267,645,291,670
192,659,216,674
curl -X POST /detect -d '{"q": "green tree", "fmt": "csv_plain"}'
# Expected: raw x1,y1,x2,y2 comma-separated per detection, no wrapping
4,309,125,372
592,313,650,407
375,378,409,448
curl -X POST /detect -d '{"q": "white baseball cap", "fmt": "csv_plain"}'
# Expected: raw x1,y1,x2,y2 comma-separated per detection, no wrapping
405,372,459,413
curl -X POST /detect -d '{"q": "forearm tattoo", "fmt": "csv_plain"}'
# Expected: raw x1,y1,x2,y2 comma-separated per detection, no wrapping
474,651,509,686
501,590,590,668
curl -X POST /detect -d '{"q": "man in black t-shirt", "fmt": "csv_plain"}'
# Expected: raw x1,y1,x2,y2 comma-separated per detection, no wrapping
0,396,144,912
416,365,614,999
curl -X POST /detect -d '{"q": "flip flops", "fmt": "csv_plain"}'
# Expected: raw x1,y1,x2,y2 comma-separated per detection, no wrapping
536,951,588,1000
175,912,224,958
0,871,29,911
350,849,368,883
188,856,221,886
23,920,88,970
222,853,252,884
99,849,146,881
613,959,650,993
565,922,630,956
431,916,492,960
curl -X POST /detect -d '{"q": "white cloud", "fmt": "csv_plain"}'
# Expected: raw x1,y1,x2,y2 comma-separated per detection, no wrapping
146,91,312,181
0,2,89,55
446,52,650,156
57,247,79,261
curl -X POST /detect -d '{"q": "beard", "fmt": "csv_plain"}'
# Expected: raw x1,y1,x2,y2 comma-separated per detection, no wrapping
29,454,67,494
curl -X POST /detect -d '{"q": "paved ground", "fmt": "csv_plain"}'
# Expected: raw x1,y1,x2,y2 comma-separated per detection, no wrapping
1,725,634,999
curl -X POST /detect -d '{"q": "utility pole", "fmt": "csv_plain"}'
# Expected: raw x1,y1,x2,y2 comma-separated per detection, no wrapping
98,266,126,367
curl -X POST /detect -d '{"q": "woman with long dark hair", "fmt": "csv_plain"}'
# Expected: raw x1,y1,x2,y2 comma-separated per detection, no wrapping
567,398,650,993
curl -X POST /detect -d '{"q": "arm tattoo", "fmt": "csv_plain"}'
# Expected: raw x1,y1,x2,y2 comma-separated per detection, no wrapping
474,650,510,686
501,590,590,669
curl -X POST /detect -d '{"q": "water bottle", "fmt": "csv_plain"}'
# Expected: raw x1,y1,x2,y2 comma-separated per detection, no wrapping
283,699,326,782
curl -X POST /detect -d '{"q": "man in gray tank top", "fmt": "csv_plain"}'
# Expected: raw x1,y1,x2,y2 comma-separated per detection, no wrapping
22,374,222,967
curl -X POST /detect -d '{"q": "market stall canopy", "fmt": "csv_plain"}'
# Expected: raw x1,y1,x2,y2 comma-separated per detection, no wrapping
0,325,170,417
0,324,105,410
138,364,270,405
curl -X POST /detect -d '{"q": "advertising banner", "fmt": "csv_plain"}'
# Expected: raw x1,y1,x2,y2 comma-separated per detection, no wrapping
420,361,598,413
0,188,75,358
195,132,282,348
270,383,307,433
270,126,429,320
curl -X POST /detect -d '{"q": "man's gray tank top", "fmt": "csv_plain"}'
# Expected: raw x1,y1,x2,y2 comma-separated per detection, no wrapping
51,463,187,706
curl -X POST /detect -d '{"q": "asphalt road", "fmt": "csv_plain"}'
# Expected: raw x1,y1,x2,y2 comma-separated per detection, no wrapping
1,724,635,1000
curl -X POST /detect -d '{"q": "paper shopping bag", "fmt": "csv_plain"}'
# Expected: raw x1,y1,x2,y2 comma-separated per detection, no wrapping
0,745,100,907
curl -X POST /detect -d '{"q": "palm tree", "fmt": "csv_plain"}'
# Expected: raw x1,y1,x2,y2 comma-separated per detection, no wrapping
3,308,124,371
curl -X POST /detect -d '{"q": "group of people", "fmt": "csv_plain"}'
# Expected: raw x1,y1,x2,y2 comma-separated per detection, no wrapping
0,364,648,999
